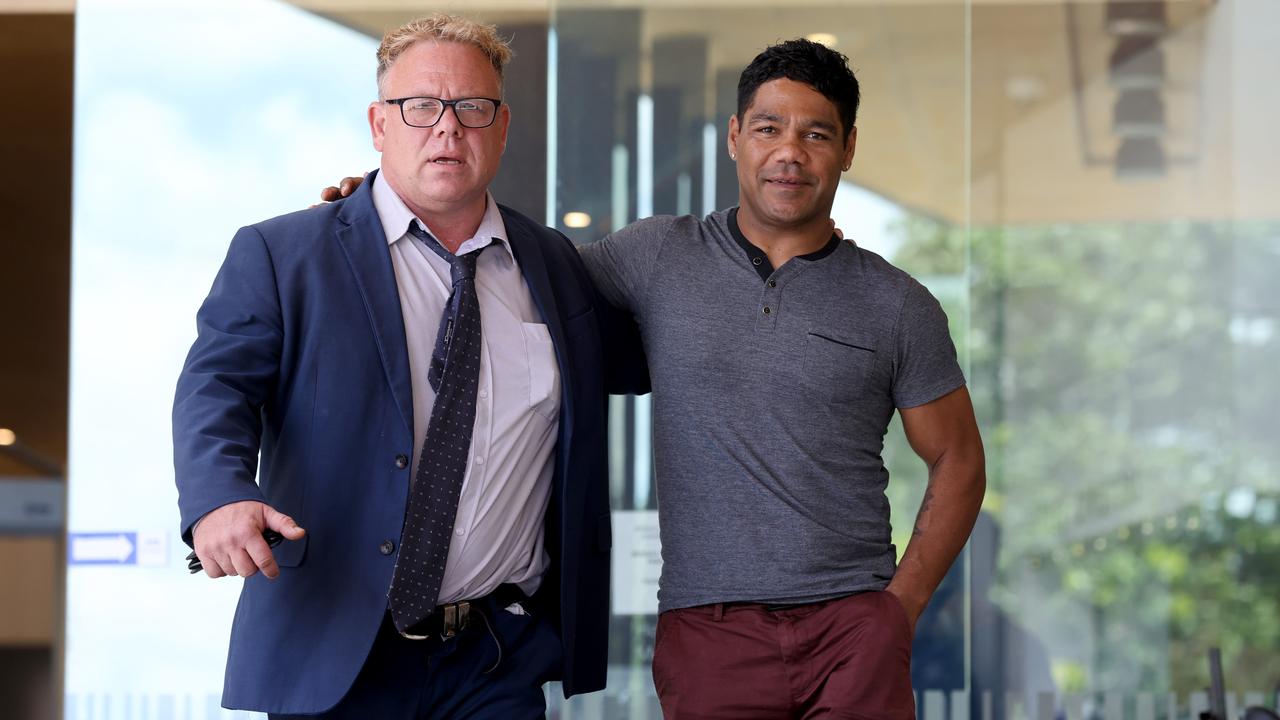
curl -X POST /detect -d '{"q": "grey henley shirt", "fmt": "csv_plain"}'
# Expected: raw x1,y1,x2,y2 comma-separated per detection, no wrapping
581,208,966,612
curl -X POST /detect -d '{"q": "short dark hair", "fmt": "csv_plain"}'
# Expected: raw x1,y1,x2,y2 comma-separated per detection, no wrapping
736,39,860,141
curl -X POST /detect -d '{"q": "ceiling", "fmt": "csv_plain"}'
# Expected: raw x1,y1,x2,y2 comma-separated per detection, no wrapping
0,1,72,11
292,0,1273,227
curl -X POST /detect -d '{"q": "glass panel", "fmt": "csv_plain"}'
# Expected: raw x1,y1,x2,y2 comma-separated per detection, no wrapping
955,0,1280,717
555,0,1280,718
549,1,969,716
66,1,378,716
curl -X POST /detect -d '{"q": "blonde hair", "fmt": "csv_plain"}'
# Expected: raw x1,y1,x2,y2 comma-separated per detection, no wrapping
376,13,513,97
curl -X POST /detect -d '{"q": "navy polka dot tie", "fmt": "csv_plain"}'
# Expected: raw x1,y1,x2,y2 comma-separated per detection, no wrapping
388,222,485,634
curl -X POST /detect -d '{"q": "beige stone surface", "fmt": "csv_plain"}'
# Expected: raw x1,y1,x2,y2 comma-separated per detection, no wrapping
0,537,59,646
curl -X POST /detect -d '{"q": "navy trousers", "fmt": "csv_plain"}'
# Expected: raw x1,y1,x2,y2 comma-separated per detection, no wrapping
269,603,564,720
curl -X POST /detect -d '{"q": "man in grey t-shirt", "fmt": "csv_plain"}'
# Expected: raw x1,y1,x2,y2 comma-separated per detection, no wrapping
325,37,984,720
578,40,985,719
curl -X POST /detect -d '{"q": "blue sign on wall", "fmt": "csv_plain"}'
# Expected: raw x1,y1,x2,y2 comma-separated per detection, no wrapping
68,532,137,565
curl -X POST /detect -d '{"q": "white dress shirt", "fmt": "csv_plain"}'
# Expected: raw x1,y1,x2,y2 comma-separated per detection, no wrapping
373,172,561,603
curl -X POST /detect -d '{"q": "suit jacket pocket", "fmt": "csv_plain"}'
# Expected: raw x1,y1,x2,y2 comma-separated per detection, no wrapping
804,328,877,404
273,534,309,568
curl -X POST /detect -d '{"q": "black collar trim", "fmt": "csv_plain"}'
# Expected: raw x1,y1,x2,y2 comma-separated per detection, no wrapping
728,207,841,282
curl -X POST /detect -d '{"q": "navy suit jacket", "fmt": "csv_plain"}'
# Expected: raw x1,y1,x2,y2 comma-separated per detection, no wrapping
173,171,644,714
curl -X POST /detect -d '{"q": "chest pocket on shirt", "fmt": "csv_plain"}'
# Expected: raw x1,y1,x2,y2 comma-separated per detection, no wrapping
522,322,562,422
804,328,877,404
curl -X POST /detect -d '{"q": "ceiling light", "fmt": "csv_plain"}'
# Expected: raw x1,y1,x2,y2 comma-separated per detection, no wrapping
1106,1,1167,36
1005,76,1045,104
1113,88,1165,138
1115,137,1167,179
563,212,592,229
1110,36,1165,89
0,428,15,446
805,33,838,48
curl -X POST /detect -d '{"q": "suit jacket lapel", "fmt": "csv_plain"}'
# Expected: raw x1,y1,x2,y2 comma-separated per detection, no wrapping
500,207,575,437
335,171,414,433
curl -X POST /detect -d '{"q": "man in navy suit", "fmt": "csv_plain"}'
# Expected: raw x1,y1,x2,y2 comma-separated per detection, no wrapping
173,13,641,719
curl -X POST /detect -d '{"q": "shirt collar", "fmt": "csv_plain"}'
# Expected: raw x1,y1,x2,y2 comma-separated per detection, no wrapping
727,206,841,278
372,170,512,260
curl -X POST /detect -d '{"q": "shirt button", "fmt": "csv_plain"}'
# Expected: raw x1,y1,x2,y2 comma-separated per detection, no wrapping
455,528,466,537
763,306,771,315
475,456,485,465
768,279,777,288
379,540,395,555
394,454,409,469
752,257,763,266
479,389,489,399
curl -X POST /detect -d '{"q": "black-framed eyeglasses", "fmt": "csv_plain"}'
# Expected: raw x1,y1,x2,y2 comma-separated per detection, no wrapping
385,96,503,129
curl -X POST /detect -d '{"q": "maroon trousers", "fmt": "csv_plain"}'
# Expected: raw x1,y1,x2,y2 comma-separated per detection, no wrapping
652,591,915,720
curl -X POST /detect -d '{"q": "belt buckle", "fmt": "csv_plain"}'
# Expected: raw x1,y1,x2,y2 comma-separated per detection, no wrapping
440,601,470,641
398,600,471,641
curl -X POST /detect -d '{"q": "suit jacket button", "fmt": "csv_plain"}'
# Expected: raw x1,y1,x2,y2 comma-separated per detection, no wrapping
394,454,409,469
379,540,395,556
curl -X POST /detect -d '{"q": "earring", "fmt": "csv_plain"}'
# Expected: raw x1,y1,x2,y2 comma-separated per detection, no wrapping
730,153,736,161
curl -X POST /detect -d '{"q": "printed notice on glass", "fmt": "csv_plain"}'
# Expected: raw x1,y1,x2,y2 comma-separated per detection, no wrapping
610,510,662,616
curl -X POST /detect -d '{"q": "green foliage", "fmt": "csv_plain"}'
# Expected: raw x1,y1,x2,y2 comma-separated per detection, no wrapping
884,214,1280,695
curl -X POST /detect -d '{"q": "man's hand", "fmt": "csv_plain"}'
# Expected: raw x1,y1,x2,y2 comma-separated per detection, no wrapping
192,500,306,580
319,175,367,203
884,585,921,637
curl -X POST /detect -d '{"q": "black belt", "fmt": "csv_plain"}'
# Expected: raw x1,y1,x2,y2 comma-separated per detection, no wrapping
398,583,528,641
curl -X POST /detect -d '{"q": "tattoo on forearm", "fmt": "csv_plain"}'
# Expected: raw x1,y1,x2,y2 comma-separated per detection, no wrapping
912,486,937,537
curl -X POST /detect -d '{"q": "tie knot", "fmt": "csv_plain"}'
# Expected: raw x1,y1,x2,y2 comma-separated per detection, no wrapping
450,252,477,284
407,221,480,284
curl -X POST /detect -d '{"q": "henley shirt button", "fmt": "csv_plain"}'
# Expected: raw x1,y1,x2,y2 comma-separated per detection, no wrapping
763,306,771,315
768,279,777,288
394,454,409,469
379,540,395,555
752,257,763,266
